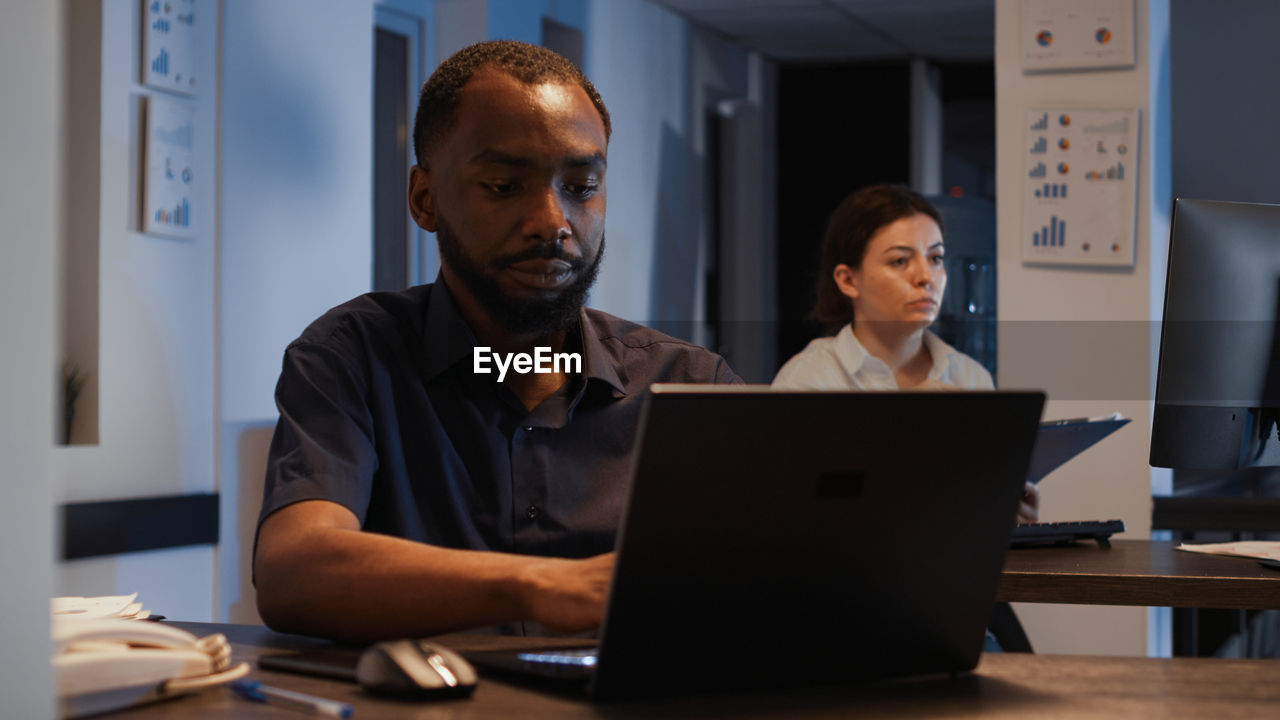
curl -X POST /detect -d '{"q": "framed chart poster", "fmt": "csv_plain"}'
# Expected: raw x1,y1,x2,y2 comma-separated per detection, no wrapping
1021,107,1139,268
142,0,198,95
143,96,196,238
1021,0,1135,73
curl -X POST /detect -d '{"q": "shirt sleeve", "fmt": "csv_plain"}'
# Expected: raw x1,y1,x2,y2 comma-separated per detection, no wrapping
771,343,843,390
258,335,379,530
715,356,746,385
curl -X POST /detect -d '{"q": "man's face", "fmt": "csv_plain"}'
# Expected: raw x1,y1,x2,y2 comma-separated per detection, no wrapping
409,68,608,336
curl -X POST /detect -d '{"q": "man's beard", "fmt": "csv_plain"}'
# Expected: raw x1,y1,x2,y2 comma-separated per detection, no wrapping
436,214,604,337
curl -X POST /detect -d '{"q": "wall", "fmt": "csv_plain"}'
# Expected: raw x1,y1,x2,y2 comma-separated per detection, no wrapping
995,0,1171,655
217,0,377,623
1170,0,1280,204
53,0,220,620
583,1,760,338
0,1,60,714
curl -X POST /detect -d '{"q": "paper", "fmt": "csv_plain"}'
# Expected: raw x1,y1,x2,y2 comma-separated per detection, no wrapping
1176,541,1280,562
51,593,151,620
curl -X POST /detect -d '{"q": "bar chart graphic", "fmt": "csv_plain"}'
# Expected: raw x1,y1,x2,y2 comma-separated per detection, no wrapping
155,199,191,228
1085,162,1125,181
1032,216,1066,247
1034,183,1068,199
150,48,169,76
1023,107,1139,267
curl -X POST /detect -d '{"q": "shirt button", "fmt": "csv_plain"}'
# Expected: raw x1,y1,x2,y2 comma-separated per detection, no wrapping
524,426,534,432
525,505,540,521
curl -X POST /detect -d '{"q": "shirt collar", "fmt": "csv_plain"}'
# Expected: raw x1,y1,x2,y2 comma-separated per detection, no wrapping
921,330,958,381
420,276,482,383
576,311,628,398
420,276,627,398
835,324,957,382
833,323,873,378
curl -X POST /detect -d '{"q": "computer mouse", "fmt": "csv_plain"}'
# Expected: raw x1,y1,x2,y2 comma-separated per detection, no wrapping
356,639,478,699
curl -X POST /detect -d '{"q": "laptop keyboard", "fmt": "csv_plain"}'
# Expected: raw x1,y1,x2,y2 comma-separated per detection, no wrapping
514,648,600,677
1010,519,1125,547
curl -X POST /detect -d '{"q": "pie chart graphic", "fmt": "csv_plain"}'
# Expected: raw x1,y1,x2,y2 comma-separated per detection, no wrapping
1058,138,1070,150
1057,162,1070,175
1096,27,1112,44
1036,30,1053,47
1059,113,1071,127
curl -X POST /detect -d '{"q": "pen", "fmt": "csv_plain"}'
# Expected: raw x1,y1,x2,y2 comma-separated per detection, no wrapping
231,680,354,718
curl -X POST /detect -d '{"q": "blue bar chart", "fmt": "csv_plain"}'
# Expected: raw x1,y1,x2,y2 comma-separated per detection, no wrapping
1032,216,1066,247
1030,137,1047,153
1034,183,1068,199
151,48,169,76
1085,162,1125,181
154,199,190,228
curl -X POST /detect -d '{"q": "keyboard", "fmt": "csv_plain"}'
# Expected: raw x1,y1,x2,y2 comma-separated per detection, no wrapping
1010,519,1125,547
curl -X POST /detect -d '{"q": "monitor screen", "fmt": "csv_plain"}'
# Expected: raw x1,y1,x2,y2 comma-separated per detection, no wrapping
1151,198,1280,469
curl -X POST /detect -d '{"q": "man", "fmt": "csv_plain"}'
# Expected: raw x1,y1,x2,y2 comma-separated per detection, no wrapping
254,41,739,643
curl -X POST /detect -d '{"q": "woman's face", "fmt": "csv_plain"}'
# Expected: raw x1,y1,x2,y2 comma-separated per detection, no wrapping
834,213,946,330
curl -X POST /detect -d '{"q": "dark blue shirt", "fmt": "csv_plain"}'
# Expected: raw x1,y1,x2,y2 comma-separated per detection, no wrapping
259,280,740,560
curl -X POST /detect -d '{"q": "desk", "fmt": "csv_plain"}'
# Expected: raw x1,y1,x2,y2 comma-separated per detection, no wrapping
114,623,1280,718
997,539,1280,609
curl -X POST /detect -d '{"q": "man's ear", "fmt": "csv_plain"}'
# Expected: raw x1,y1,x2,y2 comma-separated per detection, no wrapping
408,165,437,232
832,263,860,300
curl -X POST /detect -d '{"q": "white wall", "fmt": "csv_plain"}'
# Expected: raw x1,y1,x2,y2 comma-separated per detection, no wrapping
584,1,759,335
217,0,377,623
0,0,60,715
53,0,220,620
995,0,1171,655
583,2,690,322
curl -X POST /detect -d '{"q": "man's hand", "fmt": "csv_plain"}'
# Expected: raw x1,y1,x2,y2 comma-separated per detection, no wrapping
517,553,615,634
1017,481,1041,524
256,500,616,642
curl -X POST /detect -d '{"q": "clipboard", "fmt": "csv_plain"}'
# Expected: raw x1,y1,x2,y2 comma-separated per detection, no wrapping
1027,416,1130,484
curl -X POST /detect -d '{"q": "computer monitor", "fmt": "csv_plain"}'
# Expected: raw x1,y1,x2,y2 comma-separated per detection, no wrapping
1150,198,1280,470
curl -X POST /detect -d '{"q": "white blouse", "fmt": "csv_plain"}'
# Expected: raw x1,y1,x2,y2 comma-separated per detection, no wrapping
771,324,994,391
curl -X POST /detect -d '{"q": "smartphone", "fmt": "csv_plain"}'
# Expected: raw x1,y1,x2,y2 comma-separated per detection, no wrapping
258,647,362,682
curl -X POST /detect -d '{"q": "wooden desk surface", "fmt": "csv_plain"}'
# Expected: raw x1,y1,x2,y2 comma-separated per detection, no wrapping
997,539,1280,609
115,623,1280,719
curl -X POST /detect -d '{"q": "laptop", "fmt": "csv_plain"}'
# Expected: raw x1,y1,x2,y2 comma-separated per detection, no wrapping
468,385,1046,699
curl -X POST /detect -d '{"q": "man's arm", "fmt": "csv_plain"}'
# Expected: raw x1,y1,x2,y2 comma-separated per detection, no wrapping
254,499,614,643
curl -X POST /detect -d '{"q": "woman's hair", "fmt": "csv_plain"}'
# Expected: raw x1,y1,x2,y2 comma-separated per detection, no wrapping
809,184,944,333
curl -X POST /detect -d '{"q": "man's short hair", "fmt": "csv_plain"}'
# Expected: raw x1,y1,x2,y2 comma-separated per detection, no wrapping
412,39,612,168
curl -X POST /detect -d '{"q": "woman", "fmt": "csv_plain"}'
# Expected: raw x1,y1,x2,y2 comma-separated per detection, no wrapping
773,183,993,391
775,185,1039,652
773,184,1038,523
